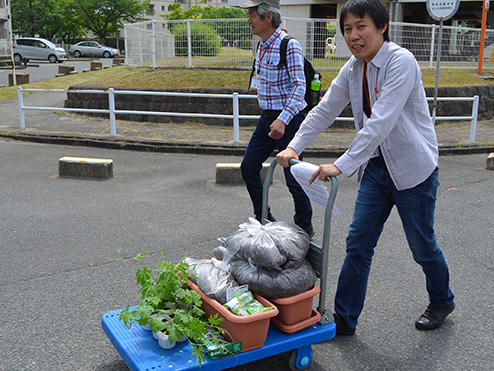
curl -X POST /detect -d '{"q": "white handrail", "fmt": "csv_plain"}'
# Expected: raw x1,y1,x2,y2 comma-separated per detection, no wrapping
17,88,481,143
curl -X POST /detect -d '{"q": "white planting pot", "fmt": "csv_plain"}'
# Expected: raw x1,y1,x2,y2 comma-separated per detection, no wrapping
155,331,177,349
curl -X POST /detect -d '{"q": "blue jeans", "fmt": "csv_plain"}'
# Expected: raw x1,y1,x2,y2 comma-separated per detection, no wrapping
240,111,312,229
335,162,454,328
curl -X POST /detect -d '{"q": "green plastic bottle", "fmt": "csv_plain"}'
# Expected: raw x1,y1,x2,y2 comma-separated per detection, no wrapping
309,73,321,109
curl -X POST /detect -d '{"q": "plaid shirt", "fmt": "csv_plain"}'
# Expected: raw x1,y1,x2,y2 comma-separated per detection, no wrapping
255,28,307,125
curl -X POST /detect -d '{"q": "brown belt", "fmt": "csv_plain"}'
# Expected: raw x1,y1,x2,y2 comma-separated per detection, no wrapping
262,110,282,119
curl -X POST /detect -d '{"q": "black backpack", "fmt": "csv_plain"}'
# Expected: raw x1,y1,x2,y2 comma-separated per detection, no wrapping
278,35,319,109
249,35,319,110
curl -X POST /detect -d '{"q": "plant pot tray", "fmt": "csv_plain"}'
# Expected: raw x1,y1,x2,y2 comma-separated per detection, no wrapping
102,308,336,371
271,308,322,334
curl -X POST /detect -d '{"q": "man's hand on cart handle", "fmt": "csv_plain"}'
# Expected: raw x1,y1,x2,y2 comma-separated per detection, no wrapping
309,164,342,184
277,149,342,183
276,147,299,167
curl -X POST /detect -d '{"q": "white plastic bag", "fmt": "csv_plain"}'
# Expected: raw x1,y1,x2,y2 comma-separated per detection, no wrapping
185,257,238,304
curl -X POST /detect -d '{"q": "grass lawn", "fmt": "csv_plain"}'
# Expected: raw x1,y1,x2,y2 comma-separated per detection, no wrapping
1,63,493,103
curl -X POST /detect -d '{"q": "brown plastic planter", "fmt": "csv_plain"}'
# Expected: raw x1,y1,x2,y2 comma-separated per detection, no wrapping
269,284,321,326
271,308,322,334
188,280,279,352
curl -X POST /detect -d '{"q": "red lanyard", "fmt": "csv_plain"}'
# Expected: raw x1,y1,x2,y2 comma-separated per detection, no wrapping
257,32,282,74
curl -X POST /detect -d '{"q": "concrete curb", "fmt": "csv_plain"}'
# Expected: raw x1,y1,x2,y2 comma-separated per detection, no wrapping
1,131,494,158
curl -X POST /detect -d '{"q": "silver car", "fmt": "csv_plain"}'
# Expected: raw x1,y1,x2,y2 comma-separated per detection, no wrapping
69,41,119,58
13,37,67,63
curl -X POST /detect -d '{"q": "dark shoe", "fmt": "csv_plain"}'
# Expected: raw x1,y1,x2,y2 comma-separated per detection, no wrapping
296,224,314,239
301,225,315,239
333,312,356,336
415,302,455,330
255,213,276,223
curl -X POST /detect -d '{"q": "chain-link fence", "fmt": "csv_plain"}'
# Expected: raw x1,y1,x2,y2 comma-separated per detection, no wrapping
124,18,494,70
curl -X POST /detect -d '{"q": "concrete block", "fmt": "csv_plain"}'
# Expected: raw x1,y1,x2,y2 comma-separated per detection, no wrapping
113,58,125,66
487,153,494,170
8,73,29,86
90,61,103,71
216,162,270,184
58,65,75,75
59,157,113,179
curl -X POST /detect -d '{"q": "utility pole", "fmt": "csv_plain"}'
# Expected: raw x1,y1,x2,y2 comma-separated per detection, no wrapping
478,0,490,74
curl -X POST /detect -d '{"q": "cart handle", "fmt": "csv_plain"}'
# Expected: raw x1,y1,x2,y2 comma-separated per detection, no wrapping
261,158,338,324
261,158,338,225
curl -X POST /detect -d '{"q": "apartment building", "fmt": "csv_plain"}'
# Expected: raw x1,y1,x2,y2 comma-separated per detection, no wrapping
0,0,10,58
228,0,492,27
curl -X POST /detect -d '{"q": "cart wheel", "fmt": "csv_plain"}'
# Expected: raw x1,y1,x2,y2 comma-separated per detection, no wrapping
289,346,312,370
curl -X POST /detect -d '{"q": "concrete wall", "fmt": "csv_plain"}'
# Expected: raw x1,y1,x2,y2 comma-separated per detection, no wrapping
64,85,494,128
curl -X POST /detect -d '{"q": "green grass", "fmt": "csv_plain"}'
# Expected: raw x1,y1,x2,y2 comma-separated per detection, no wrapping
1,62,492,103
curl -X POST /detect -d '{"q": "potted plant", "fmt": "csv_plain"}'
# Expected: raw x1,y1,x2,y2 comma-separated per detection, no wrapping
111,249,231,365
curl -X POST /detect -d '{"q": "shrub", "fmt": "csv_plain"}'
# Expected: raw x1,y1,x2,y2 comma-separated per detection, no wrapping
172,22,221,57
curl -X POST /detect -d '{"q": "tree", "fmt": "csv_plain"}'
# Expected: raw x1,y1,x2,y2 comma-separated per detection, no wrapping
11,0,58,38
162,1,207,21
161,3,249,50
73,0,150,41
201,6,250,49
201,6,247,20
45,0,87,44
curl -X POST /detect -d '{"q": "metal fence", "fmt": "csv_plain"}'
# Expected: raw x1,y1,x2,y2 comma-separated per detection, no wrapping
124,18,494,70
17,87,480,143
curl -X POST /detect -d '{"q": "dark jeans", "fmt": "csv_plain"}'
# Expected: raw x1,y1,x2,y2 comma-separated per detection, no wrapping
335,162,455,328
240,111,312,229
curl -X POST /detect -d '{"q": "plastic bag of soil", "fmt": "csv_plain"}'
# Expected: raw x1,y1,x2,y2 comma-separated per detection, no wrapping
220,218,316,298
224,218,311,270
227,257,317,298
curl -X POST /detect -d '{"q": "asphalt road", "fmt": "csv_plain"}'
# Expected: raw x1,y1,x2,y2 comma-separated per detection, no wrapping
0,59,116,86
0,139,493,370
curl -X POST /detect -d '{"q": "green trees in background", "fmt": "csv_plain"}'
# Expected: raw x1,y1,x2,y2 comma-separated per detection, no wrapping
10,0,250,54
11,0,150,43
163,2,249,56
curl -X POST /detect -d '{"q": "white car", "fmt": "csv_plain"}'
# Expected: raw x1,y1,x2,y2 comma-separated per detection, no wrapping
13,37,67,63
69,41,119,58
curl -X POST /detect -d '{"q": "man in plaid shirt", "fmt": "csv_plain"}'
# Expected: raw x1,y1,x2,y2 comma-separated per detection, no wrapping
239,0,313,237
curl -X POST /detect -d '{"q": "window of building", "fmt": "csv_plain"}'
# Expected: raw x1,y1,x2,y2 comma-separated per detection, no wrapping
146,4,155,15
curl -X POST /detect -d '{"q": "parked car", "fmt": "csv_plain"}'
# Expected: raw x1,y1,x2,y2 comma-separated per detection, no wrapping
13,37,67,63
69,41,119,58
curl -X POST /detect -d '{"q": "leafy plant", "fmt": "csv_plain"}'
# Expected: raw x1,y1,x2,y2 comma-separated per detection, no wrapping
171,22,221,57
111,248,232,365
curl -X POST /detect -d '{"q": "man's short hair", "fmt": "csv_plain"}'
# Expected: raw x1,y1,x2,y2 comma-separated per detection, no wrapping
339,0,390,42
257,3,282,29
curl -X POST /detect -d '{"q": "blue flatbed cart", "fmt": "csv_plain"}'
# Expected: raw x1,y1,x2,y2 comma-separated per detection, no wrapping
102,158,338,370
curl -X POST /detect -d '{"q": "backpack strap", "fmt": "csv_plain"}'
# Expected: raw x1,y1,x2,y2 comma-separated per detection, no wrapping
278,35,293,69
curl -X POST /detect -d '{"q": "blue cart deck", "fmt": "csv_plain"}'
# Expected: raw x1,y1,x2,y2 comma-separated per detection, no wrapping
102,308,336,371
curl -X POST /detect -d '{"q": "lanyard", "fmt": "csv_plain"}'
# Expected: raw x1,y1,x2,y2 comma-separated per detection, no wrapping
363,61,372,117
257,32,282,74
